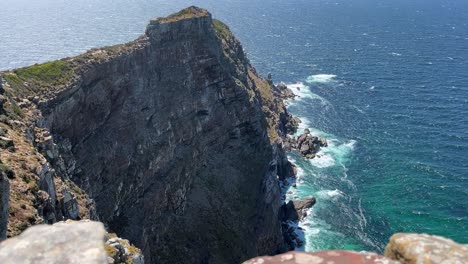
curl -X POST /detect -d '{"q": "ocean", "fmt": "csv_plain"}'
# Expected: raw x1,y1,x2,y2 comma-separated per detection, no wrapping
1,0,467,253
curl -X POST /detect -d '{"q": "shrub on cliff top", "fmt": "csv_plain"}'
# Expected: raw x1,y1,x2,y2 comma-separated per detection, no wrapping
2,60,74,98
14,60,73,86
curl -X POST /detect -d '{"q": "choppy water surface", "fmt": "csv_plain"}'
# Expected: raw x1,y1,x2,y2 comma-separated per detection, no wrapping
1,0,467,253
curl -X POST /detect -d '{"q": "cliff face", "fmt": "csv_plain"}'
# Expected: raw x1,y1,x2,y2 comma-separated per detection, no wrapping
0,6,293,263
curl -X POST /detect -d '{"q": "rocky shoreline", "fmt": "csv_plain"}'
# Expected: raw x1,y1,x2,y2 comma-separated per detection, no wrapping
268,80,329,250
1,5,466,264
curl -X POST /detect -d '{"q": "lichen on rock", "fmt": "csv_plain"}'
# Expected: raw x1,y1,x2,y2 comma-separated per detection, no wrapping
384,233,468,264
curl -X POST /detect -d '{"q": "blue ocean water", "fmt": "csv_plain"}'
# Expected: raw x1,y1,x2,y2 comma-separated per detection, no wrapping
1,0,467,253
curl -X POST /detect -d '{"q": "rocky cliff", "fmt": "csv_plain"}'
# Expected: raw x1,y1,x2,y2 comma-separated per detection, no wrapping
0,6,295,264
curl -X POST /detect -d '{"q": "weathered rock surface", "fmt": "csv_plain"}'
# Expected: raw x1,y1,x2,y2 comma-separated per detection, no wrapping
385,233,468,264
105,233,144,264
0,6,295,263
0,220,108,264
0,220,144,264
243,251,400,264
245,233,468,264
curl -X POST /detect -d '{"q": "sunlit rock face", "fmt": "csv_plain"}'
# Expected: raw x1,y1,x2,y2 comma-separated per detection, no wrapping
23,6,291,264
385,233,468,264
243,251,400,264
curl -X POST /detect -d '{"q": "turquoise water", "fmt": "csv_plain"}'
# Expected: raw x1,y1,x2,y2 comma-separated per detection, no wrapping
1,0,467,253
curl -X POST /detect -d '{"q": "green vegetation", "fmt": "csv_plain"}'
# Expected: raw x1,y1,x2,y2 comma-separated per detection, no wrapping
10,101,23,117
157,6,208,23
213,19,232,39
1,60,74,99
14,60,73,86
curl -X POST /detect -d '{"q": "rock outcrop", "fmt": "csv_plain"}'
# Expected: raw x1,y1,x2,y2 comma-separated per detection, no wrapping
282,197,316,222
0,6,296,263
105,233,145,264
385,233,468,264
245,233,468,264
0,220,108,264
0,220,143,264
243,251,400,264
280,197,316,250
283,129,328,159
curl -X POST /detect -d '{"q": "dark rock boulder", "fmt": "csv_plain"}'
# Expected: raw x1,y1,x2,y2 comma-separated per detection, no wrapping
282,196,316,222
284,129,328,159
0,171,9,240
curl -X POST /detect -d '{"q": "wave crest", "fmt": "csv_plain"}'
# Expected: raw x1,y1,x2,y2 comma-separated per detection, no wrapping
306,74,337,84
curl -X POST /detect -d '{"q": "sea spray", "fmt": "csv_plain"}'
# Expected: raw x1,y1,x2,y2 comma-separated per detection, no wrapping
281,78,368,252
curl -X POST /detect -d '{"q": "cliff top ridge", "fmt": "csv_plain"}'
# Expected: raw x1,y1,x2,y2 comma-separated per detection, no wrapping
151,6,210,24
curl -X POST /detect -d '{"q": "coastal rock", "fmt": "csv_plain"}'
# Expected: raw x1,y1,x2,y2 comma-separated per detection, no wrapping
0,6,293,263
284,129,327,159
0,220,108,264
273,82,296,100
282,197,316,222
243,251,400,264
384,233,468,264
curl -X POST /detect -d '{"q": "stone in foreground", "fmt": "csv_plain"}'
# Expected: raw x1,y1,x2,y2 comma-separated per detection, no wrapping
0,220,108,264
243,251,400,264
385,233,468,264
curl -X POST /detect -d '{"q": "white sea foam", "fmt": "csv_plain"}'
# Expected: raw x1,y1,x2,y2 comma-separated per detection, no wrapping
310,153,335,168
390,52,402,56
309,138,356,169
327,189,344,198
306,74,337,84
351,105,365,114
317,189,344,199
286,82,331,106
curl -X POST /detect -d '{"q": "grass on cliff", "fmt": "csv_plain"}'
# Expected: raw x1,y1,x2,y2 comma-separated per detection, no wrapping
14,60,73,86
3,60,74,97
213,19,232,39
157,6,209,23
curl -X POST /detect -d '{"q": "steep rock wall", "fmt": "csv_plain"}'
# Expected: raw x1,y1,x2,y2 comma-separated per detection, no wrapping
0,7,292,263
